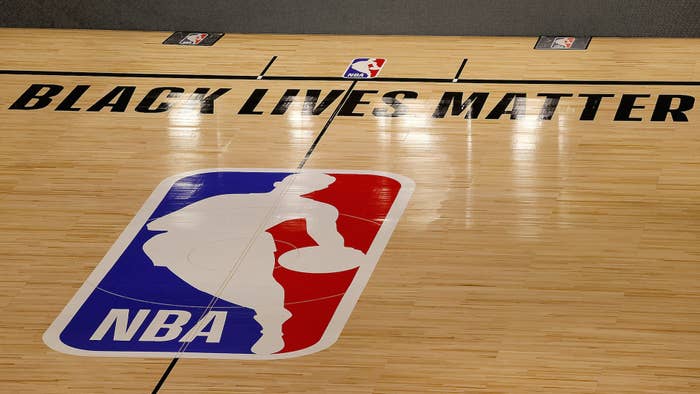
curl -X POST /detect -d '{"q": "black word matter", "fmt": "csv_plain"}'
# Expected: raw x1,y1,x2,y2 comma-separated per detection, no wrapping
8,84,696,122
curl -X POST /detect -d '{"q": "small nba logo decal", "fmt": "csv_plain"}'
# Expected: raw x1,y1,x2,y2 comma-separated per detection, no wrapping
343,58,386,79
179,32,208,45
551,37,575,49
44,169,413,359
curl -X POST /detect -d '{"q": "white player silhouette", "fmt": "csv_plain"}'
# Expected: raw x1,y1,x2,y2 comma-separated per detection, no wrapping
142,172,365,354
351,58,382,77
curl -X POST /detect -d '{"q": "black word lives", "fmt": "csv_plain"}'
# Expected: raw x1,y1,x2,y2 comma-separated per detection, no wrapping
8,84,696,122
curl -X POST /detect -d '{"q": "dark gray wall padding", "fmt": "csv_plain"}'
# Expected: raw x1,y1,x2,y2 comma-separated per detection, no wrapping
0,0,698,37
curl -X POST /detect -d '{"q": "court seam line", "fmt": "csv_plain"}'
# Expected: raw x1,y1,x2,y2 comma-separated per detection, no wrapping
170,170,306,355
1,69,698,85
96,213,376,309
152,173,304,392
152,79,358,393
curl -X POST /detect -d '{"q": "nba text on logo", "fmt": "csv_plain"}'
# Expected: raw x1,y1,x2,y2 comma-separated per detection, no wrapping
44,169,414,359
343,58,386,79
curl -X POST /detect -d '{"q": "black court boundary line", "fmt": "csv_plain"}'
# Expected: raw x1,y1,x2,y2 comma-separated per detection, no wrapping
26,53,687,392
1,69,698,85
151,79,357,393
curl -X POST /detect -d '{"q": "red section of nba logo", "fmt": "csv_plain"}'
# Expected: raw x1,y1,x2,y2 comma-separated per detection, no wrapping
269,174,401,353
365,58,386,78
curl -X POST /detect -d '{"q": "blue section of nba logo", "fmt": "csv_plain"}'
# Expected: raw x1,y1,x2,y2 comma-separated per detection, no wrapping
344,58,370,78
59,171,292,354
343,58,386,79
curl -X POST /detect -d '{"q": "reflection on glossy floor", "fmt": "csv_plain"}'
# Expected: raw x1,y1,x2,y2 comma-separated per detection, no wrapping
0,29,698,393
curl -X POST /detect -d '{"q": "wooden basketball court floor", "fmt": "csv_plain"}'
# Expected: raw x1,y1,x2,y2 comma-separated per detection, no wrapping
0,29,698,393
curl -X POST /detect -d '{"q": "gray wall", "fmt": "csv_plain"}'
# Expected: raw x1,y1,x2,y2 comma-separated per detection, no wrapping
0,0,698,37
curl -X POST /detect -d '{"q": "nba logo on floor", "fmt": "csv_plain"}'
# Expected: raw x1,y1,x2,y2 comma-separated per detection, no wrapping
179,32,208,45
43,169,414,359
343,58,386,78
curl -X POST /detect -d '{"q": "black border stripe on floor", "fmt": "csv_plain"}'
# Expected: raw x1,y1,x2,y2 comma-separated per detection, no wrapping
0,69,257,80
0,69,698,85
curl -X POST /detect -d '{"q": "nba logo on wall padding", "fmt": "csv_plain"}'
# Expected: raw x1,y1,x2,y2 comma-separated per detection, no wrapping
343,58,386,79
162,31,225,46
534,35,591,50
551,36,575,49
179,32,208,45
44,169,414,359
